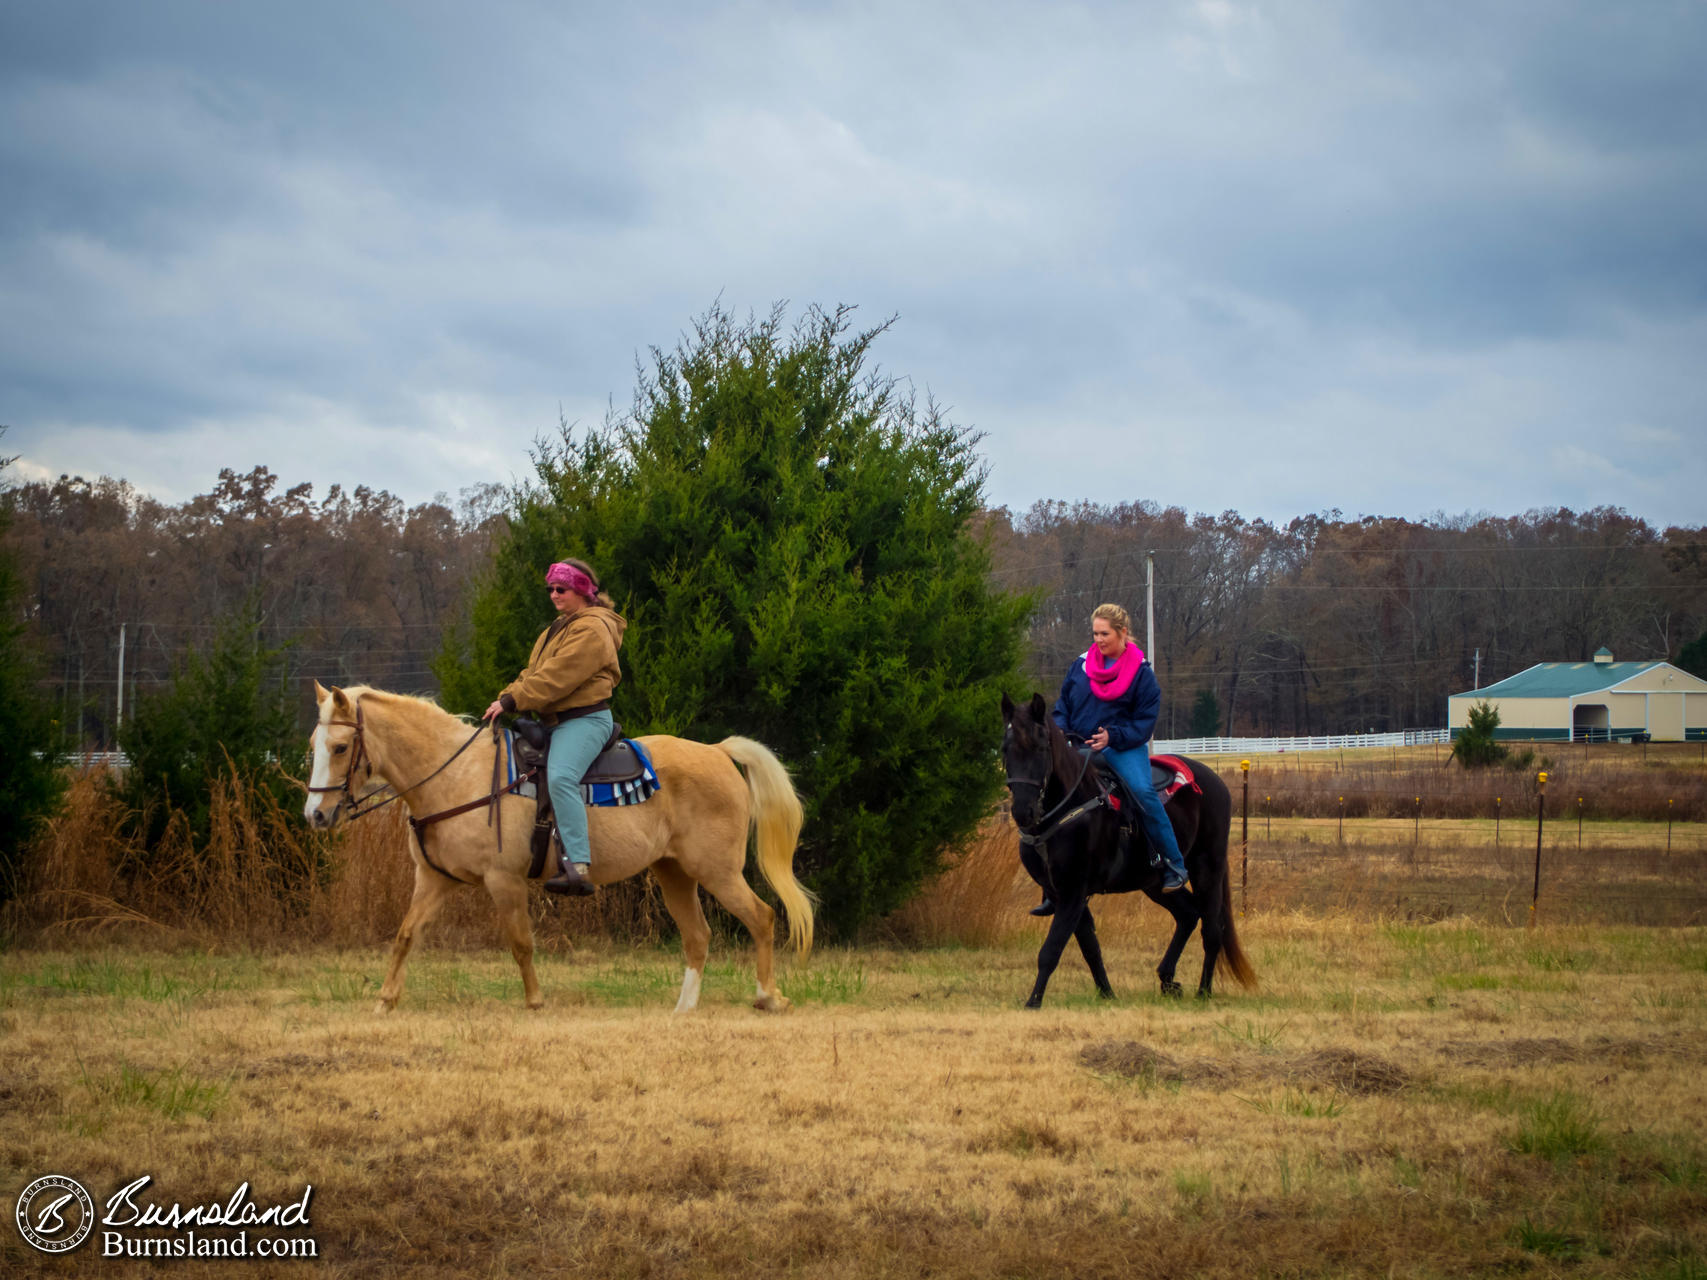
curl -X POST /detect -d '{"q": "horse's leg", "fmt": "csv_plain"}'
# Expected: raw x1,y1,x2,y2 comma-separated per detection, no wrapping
1192,861,1227,1000
483,870,542,1010
1149,888,1199,999
651,858,712,1014
377,864,455,1012
1074,902,1115,999
699,869,786,1012
1026,894,1087,1008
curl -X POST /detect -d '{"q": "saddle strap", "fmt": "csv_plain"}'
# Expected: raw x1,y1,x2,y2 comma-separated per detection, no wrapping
408,771,536,882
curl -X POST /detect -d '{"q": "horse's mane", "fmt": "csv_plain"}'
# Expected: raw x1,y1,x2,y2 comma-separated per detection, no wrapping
337,686,479,727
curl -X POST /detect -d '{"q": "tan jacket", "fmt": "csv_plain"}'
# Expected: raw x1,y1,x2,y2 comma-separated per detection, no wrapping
499,606,626,716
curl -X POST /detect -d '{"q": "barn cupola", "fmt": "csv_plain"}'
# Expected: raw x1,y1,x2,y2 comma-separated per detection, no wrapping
1593,646,1614,664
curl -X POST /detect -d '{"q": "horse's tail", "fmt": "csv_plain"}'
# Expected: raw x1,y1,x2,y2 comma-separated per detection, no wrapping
717,736,816,963
1218,864,1258,990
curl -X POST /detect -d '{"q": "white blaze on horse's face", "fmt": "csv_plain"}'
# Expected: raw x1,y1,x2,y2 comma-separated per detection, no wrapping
304,685,355,829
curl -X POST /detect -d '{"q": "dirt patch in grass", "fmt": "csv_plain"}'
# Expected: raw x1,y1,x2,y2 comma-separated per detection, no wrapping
1077,1040,1232,1086
1080,1041,1408,1094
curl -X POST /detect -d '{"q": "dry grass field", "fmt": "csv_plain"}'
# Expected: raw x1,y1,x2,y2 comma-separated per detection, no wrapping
4,746,1704,1277
4,914,1706,1279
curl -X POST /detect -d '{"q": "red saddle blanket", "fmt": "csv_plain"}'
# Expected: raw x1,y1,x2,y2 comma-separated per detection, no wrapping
1149,754,1200,800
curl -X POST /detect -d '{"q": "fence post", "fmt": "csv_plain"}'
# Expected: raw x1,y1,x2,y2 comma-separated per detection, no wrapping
1530,771,1548,923
1577,796,1583,850
1414,795,1421,847
1338,796,1344,843
1495,796,1501,845
1668,798,1674,854
1240,759,1250,918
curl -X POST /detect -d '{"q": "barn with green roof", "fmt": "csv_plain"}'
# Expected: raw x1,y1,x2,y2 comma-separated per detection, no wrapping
1448,649,1707,742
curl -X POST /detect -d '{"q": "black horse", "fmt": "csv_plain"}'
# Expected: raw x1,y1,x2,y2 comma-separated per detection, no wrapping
1000,692,1257,1007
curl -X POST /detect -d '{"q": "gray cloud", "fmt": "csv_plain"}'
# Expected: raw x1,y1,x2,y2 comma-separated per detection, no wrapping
3,0,1704,524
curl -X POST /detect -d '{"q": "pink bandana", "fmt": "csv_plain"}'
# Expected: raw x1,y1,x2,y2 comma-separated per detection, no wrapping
1084,642,1143,701
545,562,597,599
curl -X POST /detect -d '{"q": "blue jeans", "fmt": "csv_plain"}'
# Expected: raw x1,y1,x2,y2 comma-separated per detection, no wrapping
1101,741,1187,882
546,710,613,868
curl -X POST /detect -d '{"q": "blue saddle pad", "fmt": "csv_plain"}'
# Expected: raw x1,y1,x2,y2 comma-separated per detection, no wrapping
579,739,661,808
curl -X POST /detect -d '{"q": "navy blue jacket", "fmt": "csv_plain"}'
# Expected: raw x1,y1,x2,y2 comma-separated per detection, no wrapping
1053,652,1161,751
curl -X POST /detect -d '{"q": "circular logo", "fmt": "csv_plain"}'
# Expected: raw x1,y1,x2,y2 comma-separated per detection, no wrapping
14,1175,95,1253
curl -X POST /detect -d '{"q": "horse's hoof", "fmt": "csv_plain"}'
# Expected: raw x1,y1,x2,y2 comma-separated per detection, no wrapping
1097,987,1116,1001
375,997,397,1014
526,1000,545,1012
1159,981,1184,1000
1024,997,1043,1010
1195,988,1212,1001
754,993,791,1013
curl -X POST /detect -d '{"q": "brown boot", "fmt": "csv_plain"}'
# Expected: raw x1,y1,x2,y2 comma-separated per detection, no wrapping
545,859,595,896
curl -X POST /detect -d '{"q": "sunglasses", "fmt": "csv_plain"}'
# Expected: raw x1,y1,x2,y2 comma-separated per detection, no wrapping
548,586,573,595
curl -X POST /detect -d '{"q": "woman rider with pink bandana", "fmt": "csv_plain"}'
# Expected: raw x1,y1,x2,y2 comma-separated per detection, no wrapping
482,559,625,896
1048,602,1188,903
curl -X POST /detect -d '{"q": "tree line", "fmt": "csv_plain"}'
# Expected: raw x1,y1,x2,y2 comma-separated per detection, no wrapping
3,464,506,747
7,467,1706,753
5,304,1706,937
989,502,1707,738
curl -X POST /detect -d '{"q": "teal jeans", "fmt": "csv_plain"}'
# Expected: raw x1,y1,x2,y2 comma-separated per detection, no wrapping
546,710,613,868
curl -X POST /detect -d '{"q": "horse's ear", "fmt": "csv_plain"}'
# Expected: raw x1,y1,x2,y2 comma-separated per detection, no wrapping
1029,692,1048,723
312,679,330,705
330,686,351,712
1000,692,1015,722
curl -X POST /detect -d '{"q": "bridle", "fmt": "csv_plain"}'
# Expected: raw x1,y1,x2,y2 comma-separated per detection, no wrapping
1003,720,1105,849
306,700,487,825
306,702,385,820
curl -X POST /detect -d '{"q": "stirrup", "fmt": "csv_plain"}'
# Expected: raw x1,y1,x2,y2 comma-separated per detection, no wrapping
1030,898,1055,918
545,861,595,896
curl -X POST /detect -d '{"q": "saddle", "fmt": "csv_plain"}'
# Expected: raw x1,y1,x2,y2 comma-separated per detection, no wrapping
511,717,648,878
1082,750,1200,893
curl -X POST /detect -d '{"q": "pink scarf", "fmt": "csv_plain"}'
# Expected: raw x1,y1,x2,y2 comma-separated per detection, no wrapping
1085,642,1143,701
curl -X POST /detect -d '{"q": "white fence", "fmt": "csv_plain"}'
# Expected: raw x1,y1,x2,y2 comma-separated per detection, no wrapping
1151,729,1452,757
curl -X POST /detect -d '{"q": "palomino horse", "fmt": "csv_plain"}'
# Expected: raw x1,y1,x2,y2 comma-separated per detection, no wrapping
302,683,814,1013
1001,692,1256,1006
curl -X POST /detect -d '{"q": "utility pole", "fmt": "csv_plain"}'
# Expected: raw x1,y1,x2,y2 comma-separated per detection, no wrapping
116,622,126,736
1473,647,1481,690
1145,550,1155,662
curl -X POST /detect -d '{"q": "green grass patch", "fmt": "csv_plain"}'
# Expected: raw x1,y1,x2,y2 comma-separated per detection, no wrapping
786,959,867,1004
78,1059,229,1122
1508,1090,1605,1160
1237,1088,1346,1119
11,955,245,1002
1510,1215,1586,1259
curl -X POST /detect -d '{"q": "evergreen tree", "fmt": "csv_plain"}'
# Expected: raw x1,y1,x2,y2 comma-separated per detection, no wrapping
117,598,299,860
439,304,1033,933
0,438,67,904
1450,700,1508,768
1188,689,1221,738
1679,630,1707,681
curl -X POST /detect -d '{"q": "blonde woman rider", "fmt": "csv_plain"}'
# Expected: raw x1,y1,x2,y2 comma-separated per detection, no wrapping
483,559,625,895
1047,603,1188,906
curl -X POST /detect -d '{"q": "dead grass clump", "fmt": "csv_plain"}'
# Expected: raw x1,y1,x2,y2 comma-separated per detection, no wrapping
1286,1047,1409,1094
967,1119,1080,1158
1077,1040,1184,1082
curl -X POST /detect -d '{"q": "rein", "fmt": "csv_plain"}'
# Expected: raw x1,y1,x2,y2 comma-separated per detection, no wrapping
309,705,521,880
1010,737,1108,850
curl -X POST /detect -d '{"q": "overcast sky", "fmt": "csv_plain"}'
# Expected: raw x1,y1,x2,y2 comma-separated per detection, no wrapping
3,1,1704,526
